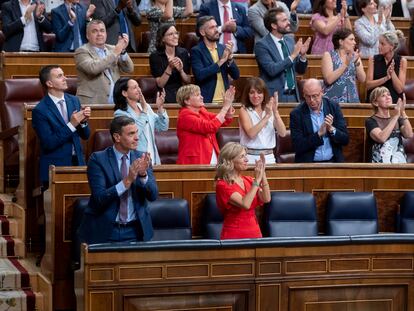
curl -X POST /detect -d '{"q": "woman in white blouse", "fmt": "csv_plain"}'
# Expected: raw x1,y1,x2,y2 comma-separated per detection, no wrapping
354,0,395,57
239,77,287,164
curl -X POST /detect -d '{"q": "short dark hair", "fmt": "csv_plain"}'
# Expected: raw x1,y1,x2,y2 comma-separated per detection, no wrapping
196,15,216,37
113,77,131,112
39,65,60,88
110,116,136,142
264,7,285,32
332,28,354,49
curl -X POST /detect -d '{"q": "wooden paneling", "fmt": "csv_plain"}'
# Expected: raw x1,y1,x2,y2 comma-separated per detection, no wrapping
47,164,414,309
75,239,414,311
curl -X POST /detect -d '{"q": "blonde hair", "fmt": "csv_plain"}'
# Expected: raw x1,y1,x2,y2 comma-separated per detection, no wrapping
176,84,201,107
381,30,405,51
369,86,391,112
215,142,246,183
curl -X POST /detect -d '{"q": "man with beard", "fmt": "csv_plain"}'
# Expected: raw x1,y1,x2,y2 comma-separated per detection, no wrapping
254,7,311,102
191,15,240,104
248,0,300,43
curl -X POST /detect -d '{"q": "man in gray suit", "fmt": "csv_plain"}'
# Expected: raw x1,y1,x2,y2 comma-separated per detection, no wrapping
91,0,141,52
75,19,134,105
254,7,310,102
248,0,299,43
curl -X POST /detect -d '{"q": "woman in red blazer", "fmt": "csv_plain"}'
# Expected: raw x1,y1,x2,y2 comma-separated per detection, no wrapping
176,84,235,164
215,142,271,239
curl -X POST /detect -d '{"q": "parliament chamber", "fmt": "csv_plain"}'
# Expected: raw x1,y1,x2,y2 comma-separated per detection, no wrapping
1,12,414,311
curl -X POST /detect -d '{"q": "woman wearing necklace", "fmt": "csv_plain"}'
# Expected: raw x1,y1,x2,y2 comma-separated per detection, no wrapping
365,87,413,163
321,28,366,104
150,24,191,103
366,30,407,103
239,77,287,164
113,77,168,165
215,142,271,239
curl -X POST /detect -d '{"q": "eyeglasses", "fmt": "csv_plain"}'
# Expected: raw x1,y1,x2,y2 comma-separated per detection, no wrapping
304,93,321,101
165,31,180,37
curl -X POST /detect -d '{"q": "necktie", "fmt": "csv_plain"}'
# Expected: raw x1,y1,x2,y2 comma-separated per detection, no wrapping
71,5,81,49
279,39,295,90
115,0,129,35
119,154,128,223
222,5,231,45
57,99,69,123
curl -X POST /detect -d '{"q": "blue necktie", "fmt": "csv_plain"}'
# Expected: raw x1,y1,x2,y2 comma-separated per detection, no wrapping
115,0,128,35
71,5,81,49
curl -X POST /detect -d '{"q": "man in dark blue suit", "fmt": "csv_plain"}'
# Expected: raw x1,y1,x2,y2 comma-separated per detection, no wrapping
290,79,349,163
79,116,158,244
254,7,310,102
1,0,52,51
32,65,91,187
51,0,96,52
191,15,240,104
198,0,253,53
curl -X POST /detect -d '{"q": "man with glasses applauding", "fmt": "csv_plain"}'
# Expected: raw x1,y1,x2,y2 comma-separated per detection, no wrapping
289,78,349,163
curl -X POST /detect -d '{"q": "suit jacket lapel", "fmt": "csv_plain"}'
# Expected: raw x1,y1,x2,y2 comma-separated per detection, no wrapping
212,2,221,26
46,95,67,126
12,0,22,18
266,35,282,61
201,41,215,65
302,104,314,134
64,94,75,119
108,147,122,182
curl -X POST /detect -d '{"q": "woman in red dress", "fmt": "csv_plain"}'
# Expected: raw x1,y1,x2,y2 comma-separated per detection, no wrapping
215,142,271,239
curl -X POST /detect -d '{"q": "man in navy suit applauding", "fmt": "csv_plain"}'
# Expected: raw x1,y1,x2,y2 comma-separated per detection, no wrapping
51,0,96,52
79,116,158,244
32,65,91,188
254,7,311,102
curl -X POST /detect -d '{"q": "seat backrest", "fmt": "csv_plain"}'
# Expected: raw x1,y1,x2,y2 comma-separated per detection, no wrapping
138,31,151,53
202,193,223,239
149,198,192,240
137,77,158,103
404,79,414,105
181,32,199,51
403,136,414,163
326,192,378,236
275,129,295,163
264,192,318,237
0,30,5,51
0,79,44,157
66,77,78,96
216,128,240,149
399,192,414,233
72,197,89,269
155,129,179,164
93,130,112,153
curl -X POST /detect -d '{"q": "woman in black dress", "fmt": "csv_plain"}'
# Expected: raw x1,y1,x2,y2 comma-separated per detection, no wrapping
366,30,407,103
149,24,191,103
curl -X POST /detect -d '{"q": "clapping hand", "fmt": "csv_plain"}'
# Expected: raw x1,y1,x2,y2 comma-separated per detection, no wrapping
300,37,311,56
254,153,266,185
156,89,166,112
387,59,395,79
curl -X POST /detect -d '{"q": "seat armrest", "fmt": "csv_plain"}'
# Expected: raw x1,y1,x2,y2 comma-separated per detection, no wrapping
0,126,19,141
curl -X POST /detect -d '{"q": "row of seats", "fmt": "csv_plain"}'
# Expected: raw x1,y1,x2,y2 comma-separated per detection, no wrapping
93,127,293,164
71,191,414,267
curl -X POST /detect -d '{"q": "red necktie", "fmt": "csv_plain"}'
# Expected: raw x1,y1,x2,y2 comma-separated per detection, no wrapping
119,154,128,223
223,5,231,45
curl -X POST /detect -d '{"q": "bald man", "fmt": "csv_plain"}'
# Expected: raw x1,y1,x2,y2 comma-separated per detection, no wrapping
289,79,349,163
